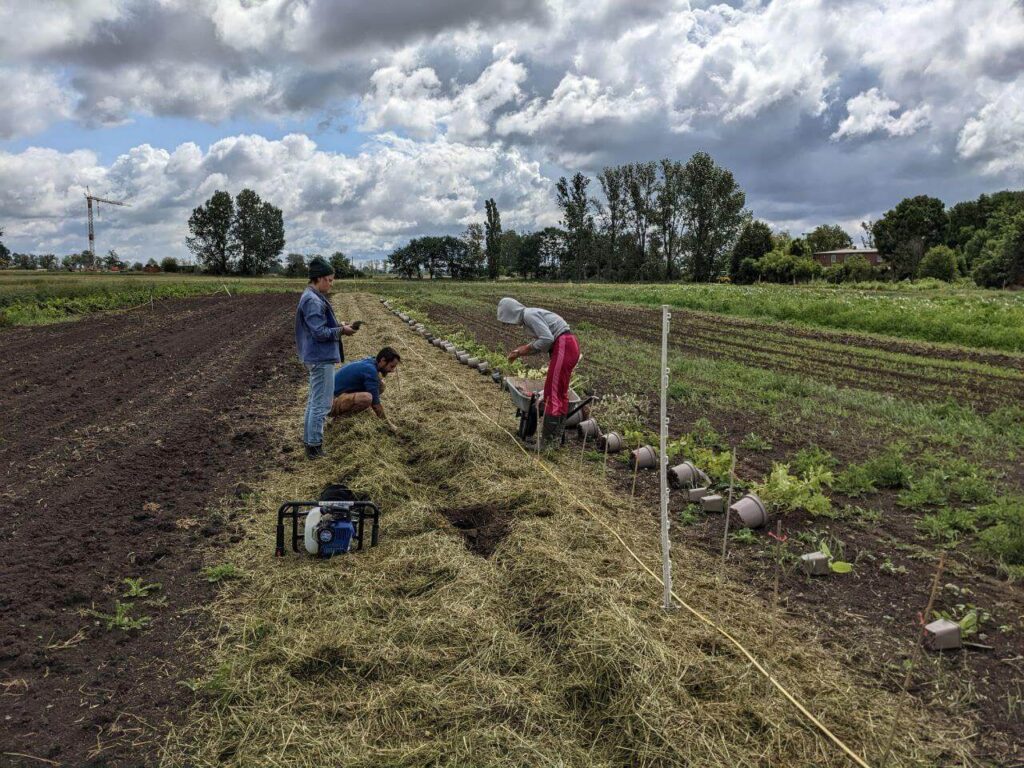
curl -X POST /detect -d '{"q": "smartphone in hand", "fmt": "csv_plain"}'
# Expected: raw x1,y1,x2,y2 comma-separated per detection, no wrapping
351,320,363,330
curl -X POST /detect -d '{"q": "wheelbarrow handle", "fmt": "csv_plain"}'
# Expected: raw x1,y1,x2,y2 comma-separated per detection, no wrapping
566,396,594,420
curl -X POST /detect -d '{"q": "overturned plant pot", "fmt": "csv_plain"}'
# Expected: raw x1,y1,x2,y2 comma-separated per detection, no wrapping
730,493,768,529
457,353,471,364
598,432,624,453
577,418,601,440
686,486,709,502
398,313,409,322
477,362,490,374
800,551,830,577
630,445,658,470
466,357,480,367
924,619,962,651
492,371,503,384
667,461,711,490
700,494,724,513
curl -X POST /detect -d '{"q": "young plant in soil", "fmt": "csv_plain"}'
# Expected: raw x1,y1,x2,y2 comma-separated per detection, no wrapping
817,537,854,574
203,563,243,583
87,600,152,631
122,578,162,598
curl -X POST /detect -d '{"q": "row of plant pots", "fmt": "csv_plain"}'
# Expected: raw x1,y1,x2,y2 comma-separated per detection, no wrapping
380,299,504,385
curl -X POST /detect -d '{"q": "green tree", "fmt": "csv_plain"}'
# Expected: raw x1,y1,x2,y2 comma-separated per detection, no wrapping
0,226,9,268
679,151,746,281
38,254,58,270
598,166,626,279
484,198,502,280
232,189,284,276
729,220,773,282
872,195,948,279
656,159,686,280
972,210,1024,288
186,190,235,274
498,229,522,276
513,231,543,279
461,224,485,278
624,162,658,280
160,256,179,272
330,251,361,279
917,245,958,281
285,253,306,277
104,249,125,271
753,248,821,283
805,224,853,255
556,173,596,280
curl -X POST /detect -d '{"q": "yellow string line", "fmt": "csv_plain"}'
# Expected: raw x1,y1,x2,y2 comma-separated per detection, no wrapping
391,305,874,768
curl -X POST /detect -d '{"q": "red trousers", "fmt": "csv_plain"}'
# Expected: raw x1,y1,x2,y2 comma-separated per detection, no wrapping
543,333,580,418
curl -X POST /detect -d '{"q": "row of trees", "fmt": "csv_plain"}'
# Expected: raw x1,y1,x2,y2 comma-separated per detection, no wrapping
283,251,363,279
186,189,285,275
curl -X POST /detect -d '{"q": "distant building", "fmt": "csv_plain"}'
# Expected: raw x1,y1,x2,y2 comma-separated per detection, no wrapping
143,264,161,273
813,248,883,267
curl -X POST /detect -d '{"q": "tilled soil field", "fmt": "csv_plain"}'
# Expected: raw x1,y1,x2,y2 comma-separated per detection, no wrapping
0,293,303,767
401,292,1024,766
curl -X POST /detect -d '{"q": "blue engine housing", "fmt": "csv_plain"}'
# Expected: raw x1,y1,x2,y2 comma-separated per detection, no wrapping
316,517,355,558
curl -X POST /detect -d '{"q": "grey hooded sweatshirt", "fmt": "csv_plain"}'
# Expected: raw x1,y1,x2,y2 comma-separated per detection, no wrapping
497,297,570,354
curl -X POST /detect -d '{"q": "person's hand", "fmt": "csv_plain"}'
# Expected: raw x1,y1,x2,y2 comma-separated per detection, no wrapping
341,324,357,336
507,350,518,363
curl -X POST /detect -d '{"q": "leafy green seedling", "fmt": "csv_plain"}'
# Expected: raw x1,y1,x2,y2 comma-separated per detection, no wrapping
879,557,908,576
203,563,242,583
122,578,162,598
88,601,151,631
729,528,758,545
818,539,853,574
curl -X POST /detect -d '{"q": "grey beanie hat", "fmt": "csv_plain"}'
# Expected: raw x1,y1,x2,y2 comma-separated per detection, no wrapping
308,256,334,280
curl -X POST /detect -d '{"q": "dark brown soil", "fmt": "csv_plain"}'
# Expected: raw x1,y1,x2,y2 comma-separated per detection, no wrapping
404,291,1024,767
440,505,512,557
0,294,304,768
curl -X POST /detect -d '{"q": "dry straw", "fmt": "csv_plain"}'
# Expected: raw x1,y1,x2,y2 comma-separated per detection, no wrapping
163,293,969,768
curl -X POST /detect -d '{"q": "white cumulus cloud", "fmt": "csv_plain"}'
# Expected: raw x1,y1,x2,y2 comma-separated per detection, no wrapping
831,88,930,141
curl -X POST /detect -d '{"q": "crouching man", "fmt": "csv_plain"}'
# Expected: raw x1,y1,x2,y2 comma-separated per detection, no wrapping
330,347,401,432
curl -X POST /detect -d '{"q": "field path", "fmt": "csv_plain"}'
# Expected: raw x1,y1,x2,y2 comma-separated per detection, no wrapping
0,294,302,768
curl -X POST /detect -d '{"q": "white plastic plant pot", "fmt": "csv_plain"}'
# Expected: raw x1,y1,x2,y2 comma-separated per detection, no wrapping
598,432,624,453
466,357,480,367
577,419,601,440
924,619,962,651
492,371,503,384
700,494,724,513
729,493,768,529
477,362,490,374
398,313,409,322
667,461,711,490
630,445,658,470
800,551,830,577
686,486,709,502
457,353,471,364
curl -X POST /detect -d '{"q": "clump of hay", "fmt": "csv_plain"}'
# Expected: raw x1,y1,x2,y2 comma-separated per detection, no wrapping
163,293,969,768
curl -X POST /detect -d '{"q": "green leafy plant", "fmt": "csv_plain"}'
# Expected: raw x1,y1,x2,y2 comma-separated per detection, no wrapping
203,563,243,583
689,418,722,449
879,557,908,576
729,528,758,545
789,446,837,476
87,601,151,631
753,462,833,516
740,433,773,452
122,578,162,598
818,538,854,574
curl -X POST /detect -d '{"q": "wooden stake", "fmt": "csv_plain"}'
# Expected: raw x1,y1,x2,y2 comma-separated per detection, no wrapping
878,551,947,768
771,519,782,649
720,449,738,576
658,304,673,611
222,283,231,297
580,432,587,469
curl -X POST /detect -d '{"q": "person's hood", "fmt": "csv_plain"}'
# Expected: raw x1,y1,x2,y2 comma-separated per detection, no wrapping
497,297,526,325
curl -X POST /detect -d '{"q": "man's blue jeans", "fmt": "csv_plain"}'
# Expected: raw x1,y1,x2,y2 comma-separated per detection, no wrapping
303,362,335,447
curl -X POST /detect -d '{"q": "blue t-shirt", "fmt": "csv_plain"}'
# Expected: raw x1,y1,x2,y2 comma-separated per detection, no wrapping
334,357,381,405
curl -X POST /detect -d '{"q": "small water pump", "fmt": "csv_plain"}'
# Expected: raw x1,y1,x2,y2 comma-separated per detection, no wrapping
275,484,380,558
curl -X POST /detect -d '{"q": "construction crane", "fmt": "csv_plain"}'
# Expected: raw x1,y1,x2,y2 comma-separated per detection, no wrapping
84,186,130,260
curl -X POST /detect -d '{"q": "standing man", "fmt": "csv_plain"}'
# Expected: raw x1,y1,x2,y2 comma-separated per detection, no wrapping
497,297,580,447
295,257,356,459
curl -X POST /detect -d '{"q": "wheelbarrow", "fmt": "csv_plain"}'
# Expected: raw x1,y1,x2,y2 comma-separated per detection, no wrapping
505,376,593,445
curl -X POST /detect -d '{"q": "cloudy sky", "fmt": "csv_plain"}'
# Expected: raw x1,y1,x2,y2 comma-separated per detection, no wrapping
1,0,1023,264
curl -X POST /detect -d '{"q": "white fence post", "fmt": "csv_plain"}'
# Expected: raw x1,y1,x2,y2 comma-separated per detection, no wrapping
659,304,673,611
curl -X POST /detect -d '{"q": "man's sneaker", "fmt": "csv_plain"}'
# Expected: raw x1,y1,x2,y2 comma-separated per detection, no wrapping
305,443,324,460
